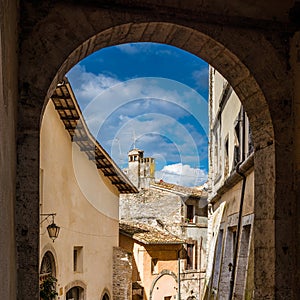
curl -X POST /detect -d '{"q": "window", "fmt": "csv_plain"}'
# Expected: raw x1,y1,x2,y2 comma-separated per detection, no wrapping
248,125,254,156
164,297,172,300
40,251,56,281
218,226,236,298
213,120,222,182
224,136,229,177
73,246,83,272
151,258,158,274
102,293,110,300
186,244,194,270
233,121,241,167
212,230,224,290
186,205,194,223
235,225,251,298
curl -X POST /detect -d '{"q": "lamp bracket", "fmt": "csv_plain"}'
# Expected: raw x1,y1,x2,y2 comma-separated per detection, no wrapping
40,213,56,224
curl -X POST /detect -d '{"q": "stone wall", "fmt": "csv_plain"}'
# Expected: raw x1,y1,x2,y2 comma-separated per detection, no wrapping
113,247,132,300
3,1,298,299
180,271,205,300
120,187,183,236
0,1,18,299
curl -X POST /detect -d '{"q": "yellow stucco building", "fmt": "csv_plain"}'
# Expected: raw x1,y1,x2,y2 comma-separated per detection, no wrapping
39,80,136,300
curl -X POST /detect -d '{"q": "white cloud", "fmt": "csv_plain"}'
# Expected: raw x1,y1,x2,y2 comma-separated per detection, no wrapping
192,68,209,90
67,65,121,107
67,65,208,179
106,112,204,168
155,163,208,187
116,43,156,55
68,66,208,134
116,43,141,54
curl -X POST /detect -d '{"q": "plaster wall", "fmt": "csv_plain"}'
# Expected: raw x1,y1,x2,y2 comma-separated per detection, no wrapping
40,101,119,299
151,274,177,300
212,171,254,220
207,68,255,299
210,68,248,197
0,1,18,299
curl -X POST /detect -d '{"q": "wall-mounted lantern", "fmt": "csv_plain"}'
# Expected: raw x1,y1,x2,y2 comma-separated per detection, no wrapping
40,213,60,242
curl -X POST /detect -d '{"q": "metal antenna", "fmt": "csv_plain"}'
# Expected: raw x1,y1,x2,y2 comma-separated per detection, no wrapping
132,129,136,149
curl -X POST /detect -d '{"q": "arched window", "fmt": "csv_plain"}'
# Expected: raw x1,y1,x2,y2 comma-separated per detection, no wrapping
102,293,109,300
40,251,56,281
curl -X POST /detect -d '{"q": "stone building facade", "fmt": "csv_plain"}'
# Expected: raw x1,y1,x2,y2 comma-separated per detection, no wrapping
1,1,300,299
40,80,136,300
204,68,254,299
120,150,208,299
123,149,155,190
119,221,183,300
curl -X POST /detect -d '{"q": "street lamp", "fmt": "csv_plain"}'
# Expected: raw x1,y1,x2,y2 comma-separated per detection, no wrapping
40,213,60,242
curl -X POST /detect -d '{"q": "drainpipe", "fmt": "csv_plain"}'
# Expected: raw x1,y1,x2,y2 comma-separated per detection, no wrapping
228,162,247,300
178,246,183,300
228,108,247,299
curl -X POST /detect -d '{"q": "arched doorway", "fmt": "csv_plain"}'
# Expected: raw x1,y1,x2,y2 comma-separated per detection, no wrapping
66,286,84,300
16,3,296,299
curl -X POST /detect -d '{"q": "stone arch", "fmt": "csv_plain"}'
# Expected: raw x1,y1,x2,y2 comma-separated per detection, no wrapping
100,289,111,300
65,280,87,300
40,251,56,279
16,4,295,300
149,270,178,300
40,243,59,277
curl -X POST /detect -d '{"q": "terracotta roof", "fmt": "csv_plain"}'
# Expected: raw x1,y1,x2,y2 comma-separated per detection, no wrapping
151,181,207,198
119,221,184,245
50,78,138,194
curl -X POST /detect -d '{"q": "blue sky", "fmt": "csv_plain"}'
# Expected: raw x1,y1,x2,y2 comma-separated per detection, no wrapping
67,43,209,186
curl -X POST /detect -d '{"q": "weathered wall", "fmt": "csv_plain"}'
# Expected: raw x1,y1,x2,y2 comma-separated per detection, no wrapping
113,247,132,300
290,30,300,297
207,66,255,299
211,171,254,220
0,1,18,299
120,186,207,299
40,100,119,299
120,188,183,236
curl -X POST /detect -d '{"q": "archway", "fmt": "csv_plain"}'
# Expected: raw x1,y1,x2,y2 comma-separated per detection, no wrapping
40,251,56,280
66,286,84,300
16,4,295,299
102,292,110,300
149,270,177,300
65,281,87,300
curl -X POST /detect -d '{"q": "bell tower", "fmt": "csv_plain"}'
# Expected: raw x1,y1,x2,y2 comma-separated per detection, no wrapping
126,149,155,189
